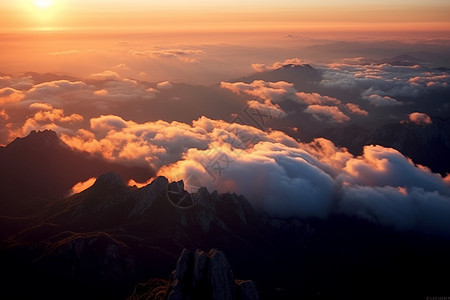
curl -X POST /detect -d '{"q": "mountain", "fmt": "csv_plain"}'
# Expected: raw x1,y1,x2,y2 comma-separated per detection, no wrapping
309,118,450,175
1,170,450,300
235,63,322,92
0,130,154,216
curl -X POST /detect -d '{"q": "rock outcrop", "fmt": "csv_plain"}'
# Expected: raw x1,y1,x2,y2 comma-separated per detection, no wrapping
128,249,259,300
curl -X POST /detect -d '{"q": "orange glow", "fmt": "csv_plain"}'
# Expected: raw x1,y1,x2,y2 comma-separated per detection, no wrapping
0,2,449,33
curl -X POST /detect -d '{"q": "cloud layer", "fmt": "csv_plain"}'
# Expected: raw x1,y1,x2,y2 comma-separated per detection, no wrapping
56,114,450,236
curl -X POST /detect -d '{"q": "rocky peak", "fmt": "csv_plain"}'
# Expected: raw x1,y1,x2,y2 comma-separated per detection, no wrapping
93,171,125,187
130,176,169,217
7,129,61,151
128,249,259,300
166,249,258,300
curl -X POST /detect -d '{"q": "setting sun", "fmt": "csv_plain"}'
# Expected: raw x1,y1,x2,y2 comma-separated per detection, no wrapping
33,0,54,9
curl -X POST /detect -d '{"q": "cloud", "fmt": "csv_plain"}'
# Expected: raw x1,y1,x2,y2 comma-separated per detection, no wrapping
95,79,157,101
221,80,298,104
345,103,368,116
112,63,131,71
49,50,82,56
0,75,33,90
408,74,450,88
320,62,450,99
15,104,84,138
221,80,359,123
362,93,402,107
246,100,287,119
58,114,450,235
295,92,342,105
159,141,336,219
409,112,432,125
27,80,89,99
70,177,97,195
130,49,204,63
0,87,25,104
340,145,449,195
90,71,120,80
156,81,173,90
0,109,9,121
251,58,305,72
304,105,350,123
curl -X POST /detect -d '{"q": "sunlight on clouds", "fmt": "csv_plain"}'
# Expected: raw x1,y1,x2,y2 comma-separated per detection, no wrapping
70,177,96,195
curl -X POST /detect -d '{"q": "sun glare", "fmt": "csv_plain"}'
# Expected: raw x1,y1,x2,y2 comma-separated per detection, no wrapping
33,0,54,8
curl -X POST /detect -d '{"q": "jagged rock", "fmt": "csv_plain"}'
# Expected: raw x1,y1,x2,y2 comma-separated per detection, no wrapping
133,249,258,300
208,249,235,300
130,176,168,217
93,171,125,187
235,280,259,300
192,250,208,288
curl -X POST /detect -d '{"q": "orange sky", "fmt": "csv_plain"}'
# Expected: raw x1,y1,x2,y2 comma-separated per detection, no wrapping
0,1,449,33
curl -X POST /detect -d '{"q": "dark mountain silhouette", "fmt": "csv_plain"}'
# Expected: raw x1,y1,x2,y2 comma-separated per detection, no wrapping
0,130,154,216
1,169,449,300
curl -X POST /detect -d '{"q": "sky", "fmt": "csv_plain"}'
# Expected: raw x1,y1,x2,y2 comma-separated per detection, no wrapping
1,0,449,32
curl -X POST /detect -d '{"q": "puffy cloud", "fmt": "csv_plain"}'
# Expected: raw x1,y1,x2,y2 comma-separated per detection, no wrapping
304,105,350,123
156,81,173,90
251,58,305,72
408,74,450,88
345,103,368,116
89,71,120,80
27,80,89,99
112,63,131,71
362,93,402,107
0,75,33,90
221,80,359,123
340,145,449,195
220,80,298,103
159,141,336,219
90,114,130,134
320,62,450,99
246,100,287,119
130,49,204,63
96,79,157,101
409,112,432,125
295,92,341,105
29,102,54,111
15,104,84,138
0,87,25,104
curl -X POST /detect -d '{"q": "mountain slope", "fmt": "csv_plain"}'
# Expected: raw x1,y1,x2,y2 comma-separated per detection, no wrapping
1,171,450,300
0,130,154,216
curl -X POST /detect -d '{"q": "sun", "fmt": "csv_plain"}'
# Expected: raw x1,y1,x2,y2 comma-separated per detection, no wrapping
33,0,55,8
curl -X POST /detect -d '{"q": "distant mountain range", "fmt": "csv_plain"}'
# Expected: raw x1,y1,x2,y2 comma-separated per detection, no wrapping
1,131,449,299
